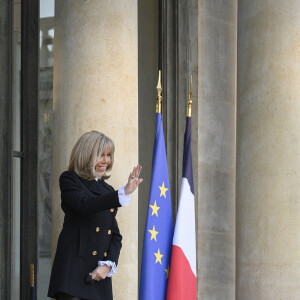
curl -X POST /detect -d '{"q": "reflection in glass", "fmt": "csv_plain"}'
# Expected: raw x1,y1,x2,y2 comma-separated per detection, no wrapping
38,0,54,298
11,1,22,299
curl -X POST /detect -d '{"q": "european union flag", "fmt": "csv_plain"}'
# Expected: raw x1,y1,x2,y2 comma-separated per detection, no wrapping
140,112,173,300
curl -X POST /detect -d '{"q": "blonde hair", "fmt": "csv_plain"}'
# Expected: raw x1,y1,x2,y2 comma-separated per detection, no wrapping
68,131,115,180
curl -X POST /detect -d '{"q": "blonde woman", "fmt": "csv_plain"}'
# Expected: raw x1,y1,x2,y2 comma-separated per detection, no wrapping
48,131,142,300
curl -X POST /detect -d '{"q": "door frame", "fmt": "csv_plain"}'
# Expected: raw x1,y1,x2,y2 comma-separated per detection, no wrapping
20,0,39,298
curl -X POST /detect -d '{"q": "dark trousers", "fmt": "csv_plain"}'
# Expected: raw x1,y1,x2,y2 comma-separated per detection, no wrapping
56,292,86,300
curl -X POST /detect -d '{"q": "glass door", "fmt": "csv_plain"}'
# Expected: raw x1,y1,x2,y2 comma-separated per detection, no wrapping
10,1,54,298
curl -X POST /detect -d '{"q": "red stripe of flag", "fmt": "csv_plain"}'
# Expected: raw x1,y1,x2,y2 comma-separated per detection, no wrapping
166,245,196,300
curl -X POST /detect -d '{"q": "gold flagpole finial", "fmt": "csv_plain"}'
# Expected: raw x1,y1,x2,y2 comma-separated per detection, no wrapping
187,75,192,117
30,264,35,286
156,70,162,114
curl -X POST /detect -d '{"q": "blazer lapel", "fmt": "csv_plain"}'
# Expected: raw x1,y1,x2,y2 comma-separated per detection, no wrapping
82,178,113,195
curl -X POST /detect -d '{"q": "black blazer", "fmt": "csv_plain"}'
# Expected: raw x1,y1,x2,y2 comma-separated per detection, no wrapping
48,171,122,300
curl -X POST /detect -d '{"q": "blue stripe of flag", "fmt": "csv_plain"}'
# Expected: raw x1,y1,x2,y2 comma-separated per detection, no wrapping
183,117,194,194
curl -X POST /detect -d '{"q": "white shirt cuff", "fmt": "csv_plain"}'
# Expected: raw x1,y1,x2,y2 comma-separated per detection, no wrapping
98,260,117,277
118,186,131,206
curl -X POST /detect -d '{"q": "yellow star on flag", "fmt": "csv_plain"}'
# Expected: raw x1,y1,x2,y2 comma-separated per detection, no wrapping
148,225,159,241
159,182,168,198
165,265,170,279
154,248,163,265
149,201,160,217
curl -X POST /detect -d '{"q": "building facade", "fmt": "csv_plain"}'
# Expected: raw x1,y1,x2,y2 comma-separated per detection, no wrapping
1,0,300,299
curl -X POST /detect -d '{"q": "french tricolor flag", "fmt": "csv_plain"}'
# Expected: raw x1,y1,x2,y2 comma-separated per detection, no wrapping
166,116,197,300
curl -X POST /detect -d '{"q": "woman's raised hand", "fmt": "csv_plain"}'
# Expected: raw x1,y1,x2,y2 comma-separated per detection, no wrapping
124,165,143,195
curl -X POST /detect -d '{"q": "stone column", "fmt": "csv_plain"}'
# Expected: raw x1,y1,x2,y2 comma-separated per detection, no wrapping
197,1,237,299
52,1,138,299
237,1,300,299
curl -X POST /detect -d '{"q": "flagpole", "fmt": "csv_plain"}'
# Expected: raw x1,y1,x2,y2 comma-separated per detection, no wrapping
166,73,197,300
156,70,162,113
187,75,192,117
140,69,173,300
